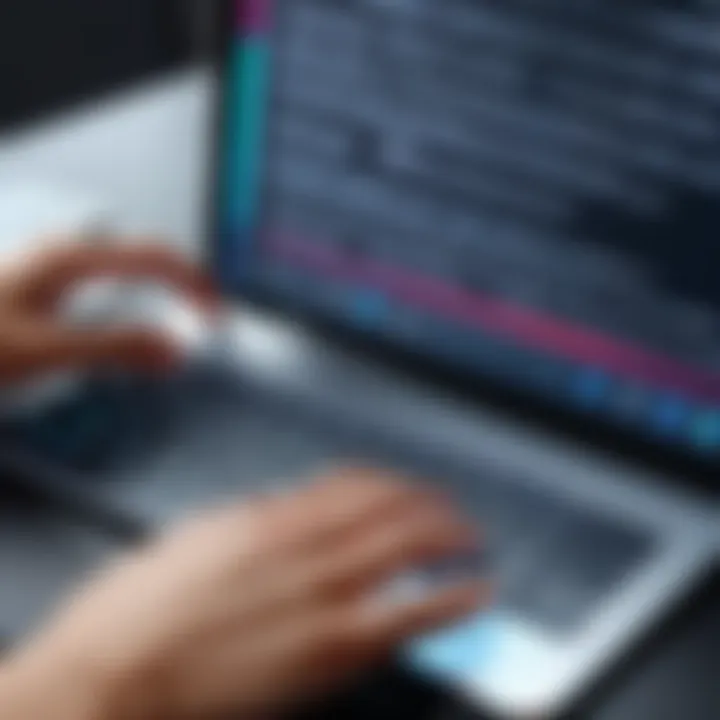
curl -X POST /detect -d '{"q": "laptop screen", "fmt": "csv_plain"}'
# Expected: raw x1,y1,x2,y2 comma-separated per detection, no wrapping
217,0,720,460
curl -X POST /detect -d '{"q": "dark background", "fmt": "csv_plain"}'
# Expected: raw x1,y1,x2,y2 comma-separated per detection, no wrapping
0,0,194,130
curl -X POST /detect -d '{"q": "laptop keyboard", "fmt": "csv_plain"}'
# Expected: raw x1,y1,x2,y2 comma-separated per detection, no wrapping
3,368,656,636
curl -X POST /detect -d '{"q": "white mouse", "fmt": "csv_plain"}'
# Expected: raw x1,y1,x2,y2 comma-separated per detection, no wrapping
70,280,215,351
0,282,217,418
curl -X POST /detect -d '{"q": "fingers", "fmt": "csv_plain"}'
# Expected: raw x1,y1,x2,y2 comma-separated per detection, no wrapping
70,326,181,372
250,467,442,554
353,580,488,652
195,469,473,578
171,472,482,633
168,472,429,588
283,581,486,680
20,241,217,310
306,504,477,600
0,321,180,381
245,472,479,620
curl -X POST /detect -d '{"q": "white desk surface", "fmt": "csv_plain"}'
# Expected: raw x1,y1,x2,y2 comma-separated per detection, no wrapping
0,67,215,255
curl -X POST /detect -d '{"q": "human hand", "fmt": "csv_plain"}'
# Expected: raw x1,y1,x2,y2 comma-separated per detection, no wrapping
3,470,485,720
0,238,216,386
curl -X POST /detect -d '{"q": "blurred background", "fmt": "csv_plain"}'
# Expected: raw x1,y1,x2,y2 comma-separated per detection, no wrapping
0,0,202,130
0,1,216,260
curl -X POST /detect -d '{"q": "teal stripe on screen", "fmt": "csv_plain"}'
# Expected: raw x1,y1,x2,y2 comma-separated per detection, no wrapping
221,43,243,227
224,38,271,231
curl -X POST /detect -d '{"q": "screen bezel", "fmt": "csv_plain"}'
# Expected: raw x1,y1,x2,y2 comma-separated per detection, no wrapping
205,0,718,496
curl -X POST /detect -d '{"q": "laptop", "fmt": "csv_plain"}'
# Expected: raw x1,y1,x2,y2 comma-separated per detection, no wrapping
1,0,719,717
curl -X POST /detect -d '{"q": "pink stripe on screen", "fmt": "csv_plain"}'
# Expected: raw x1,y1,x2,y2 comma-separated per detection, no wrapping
236,0,272,32
267,234,720,402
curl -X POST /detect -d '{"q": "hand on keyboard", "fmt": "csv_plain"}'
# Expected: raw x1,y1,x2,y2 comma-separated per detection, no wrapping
1,469,486,720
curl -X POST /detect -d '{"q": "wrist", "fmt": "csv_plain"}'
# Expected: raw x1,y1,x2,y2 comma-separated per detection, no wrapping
0,649,121,720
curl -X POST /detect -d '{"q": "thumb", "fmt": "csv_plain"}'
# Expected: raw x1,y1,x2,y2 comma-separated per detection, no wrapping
74,326,182,372
0,322,181,384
